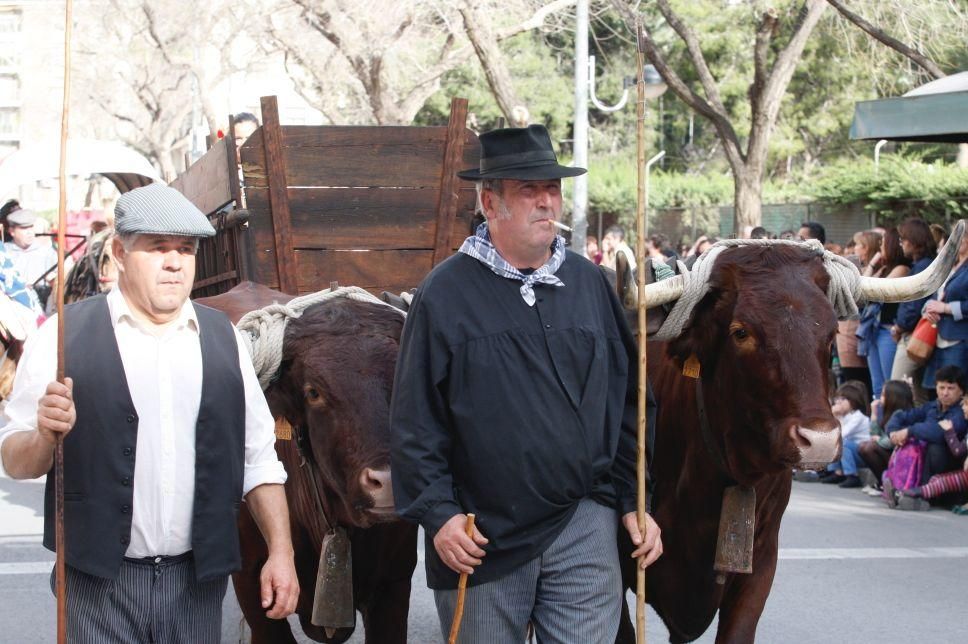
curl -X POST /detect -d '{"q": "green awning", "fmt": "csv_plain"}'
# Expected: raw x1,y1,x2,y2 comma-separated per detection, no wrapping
850,91,968,143
850,73,968,143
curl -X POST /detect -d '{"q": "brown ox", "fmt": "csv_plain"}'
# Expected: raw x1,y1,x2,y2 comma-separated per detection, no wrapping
200,283,417,644
614,234,963,643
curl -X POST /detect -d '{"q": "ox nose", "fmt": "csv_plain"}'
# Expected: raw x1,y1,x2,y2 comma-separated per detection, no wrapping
360,467,394,509
789,422,842,469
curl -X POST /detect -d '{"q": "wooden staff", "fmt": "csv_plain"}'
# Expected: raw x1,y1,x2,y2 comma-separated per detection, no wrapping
634,24,649,644
55,1,74,642
447,513,476,644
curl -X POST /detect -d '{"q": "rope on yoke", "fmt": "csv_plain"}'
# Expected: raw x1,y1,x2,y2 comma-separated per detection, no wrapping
236,285,407,390
652,238,862,341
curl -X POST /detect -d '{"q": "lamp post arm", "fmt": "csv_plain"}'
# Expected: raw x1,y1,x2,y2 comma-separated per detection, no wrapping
588,55,629,112
874,139,887,172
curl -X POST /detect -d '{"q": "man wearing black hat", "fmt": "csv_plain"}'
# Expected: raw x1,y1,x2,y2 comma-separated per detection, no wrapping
390,125,662,641
0,183,299,642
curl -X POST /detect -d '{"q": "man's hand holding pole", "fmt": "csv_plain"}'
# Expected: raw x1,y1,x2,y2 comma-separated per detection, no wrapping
622,511,663,570
434,513,488,575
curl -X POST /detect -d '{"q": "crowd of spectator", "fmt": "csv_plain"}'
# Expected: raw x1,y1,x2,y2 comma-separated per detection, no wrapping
827,218,967,513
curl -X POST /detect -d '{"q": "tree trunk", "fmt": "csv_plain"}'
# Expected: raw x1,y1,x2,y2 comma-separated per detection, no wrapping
733,172,762,236
157,150,178,183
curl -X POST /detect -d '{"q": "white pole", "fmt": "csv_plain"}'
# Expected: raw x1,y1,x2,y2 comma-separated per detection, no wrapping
572,0,589,247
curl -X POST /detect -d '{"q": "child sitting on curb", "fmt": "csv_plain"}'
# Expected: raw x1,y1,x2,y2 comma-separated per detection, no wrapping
820,380,871,488
899,396,968,513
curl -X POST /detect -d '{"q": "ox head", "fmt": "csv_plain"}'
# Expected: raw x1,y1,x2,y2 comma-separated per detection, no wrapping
266,299,405,529
642,224,964,479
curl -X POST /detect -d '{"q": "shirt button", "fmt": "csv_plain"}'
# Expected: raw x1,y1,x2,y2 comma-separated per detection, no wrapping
121,477,130,487
120,504,130,514
545,324,552,329
122,447,132,456
126,415,136,423
120,536,129,545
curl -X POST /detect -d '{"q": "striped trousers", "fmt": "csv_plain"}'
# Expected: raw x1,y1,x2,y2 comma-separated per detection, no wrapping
435,498,622,643
52,553,227,644
921,469,968,499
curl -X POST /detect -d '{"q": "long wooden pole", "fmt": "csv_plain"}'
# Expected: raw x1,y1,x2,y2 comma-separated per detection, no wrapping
55,1,74,642
447,514,476,644
634,24,649,644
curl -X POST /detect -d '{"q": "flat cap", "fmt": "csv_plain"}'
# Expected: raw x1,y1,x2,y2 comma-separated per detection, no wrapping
115,182,216,238
6,209,37,227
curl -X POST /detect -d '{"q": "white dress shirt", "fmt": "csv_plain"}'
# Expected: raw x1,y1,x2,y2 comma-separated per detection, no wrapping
0,287,286,557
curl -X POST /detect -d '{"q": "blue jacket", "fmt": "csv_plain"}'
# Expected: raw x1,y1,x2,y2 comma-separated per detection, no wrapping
855,302,882,357
894,256,935,332
935,261,968,341
886,400,968,445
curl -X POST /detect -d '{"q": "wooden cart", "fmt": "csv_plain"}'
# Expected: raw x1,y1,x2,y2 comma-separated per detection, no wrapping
171,96,481,298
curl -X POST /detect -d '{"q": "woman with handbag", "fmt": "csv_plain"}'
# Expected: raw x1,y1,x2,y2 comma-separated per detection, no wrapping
890,218,937,405
856,229,910,398
920,231,968,389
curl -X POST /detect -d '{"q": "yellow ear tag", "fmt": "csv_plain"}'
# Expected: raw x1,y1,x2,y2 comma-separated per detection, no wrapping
683,354,701,379
275,417,293,441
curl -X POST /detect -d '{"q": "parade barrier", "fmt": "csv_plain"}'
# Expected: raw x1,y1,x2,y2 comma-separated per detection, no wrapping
171,96,481,298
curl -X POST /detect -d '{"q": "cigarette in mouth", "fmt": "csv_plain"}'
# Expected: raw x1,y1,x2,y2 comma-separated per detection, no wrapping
552,220,572,232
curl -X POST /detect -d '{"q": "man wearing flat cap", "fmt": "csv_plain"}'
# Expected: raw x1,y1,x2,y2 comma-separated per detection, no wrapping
0,182,299,642
4,208,59,307
390,125,662,641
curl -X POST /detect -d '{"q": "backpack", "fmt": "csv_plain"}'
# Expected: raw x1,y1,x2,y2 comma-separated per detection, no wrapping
882,440,926,492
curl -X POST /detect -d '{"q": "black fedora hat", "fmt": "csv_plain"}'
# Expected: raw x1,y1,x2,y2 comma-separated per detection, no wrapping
457,124,586,181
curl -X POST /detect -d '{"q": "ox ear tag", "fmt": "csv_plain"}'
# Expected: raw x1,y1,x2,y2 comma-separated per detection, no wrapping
714,485,756,584
683,354,701,379
312,527,356,635
274,417,293,441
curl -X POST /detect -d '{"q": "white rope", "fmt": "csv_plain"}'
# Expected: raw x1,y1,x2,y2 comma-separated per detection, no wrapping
652,238,862,341
236,286,407,390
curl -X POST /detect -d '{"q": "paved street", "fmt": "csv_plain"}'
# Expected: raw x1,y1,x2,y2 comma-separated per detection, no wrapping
1,475,965,643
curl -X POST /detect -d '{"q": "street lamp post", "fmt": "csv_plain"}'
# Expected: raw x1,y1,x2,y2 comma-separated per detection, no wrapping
572,0,590,248
572,0,668,252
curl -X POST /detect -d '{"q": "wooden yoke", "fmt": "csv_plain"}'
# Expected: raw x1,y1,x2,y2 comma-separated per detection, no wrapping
432,98,469,267
260,96,299,294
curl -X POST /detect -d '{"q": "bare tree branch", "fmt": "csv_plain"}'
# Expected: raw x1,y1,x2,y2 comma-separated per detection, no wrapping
407,0,576,102
140,5,176,66
826,0,945,79
610,1,744,170
752,9,778,109
493,0,576,39
460,0,526,125
654,0,727,116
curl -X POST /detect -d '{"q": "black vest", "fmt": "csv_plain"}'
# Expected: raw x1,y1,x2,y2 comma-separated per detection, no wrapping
43,294,246,581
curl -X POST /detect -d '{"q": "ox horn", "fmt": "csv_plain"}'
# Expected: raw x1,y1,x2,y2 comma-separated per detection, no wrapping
858,219,966,303
642,273,685,309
